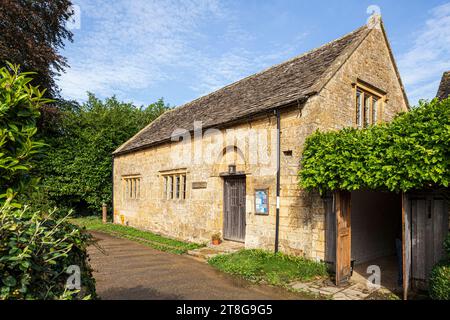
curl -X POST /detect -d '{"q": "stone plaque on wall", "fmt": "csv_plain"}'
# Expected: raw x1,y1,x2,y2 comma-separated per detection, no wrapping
192,181,207,189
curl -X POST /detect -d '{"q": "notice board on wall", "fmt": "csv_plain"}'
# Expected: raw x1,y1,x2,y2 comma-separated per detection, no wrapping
255,189,269,215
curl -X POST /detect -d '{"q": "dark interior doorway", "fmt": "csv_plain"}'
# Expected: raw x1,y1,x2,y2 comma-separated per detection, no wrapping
351,191,402,291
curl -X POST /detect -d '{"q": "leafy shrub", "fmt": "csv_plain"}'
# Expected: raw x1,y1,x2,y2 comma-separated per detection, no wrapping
444,233,450,259
429,260,450,300
428,234,450,300
0,64,96,300
0,202,96,300
299,98,450,193
0,63,48,202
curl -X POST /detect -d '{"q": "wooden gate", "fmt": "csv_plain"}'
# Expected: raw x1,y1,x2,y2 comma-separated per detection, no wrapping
408,191,449,291
335,191,352,285
223,176,246,242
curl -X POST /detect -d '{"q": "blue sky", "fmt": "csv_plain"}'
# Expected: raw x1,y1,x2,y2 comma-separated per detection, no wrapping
57,0,450,107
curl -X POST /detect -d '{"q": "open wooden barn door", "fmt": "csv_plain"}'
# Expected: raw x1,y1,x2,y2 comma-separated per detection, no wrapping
335,190,352,286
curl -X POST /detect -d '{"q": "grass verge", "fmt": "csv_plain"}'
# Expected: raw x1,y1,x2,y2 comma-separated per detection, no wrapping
208,249,328,287
70,216,204,254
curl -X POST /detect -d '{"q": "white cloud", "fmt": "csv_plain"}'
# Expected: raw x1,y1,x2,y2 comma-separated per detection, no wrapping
57,0,309,105
398,2,450,105
58,0,227,102
189,34,309,96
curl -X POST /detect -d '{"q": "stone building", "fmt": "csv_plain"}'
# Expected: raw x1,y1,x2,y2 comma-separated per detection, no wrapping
112,18,409,262
437,71,450,100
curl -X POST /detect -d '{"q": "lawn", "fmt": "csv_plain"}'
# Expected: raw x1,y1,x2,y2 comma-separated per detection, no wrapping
208,249,328,286
70,216,204,254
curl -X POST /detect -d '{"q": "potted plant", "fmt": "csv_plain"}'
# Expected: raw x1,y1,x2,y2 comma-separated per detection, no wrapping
211,232,222,245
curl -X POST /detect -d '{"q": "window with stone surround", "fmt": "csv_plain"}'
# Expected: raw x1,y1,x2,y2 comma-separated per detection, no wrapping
123,176,141,200
163,173,187,200
355,81,385,128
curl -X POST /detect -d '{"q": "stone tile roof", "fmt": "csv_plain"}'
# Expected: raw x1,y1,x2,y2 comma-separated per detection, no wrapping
437,71,450,100
114,25,371,155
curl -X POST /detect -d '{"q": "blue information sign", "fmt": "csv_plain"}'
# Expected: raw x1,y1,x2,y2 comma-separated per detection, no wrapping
255,189,269,215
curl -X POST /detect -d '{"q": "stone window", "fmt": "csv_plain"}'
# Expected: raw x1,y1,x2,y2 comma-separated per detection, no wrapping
355,82,384,128
123,176,141,200
163,173,187,200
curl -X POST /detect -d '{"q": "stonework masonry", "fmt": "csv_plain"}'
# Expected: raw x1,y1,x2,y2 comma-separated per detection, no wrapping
113,27,408,261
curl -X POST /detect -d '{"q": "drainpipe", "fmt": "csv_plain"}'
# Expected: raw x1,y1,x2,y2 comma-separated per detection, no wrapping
274,109,281,253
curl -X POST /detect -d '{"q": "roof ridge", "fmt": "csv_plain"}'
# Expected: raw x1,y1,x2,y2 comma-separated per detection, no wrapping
114,109,171,154
169,24,369,113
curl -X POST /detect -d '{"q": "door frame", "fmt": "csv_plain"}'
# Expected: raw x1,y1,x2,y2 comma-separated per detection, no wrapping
332,190,408,295
222,175,246,242
331,190,447,299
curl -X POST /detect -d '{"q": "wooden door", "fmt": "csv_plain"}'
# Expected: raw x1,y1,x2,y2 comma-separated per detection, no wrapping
335,190,352,286
223,177,246,242
409,191,449,291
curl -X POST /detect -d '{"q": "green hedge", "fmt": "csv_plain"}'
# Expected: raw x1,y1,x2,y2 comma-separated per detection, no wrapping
0,204,96,300
299,98,450,193
429,261,450,300
429,234,450,300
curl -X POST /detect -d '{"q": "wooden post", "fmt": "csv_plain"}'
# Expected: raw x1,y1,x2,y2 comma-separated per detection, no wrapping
402,192,411,300
102,203,107,224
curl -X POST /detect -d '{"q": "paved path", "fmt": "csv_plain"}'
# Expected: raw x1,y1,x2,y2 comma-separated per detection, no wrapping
88,231,309,300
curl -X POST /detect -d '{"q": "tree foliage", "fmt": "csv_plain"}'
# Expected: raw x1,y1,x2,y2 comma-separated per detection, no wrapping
0,0,74,97
0,65,96,300
0,63,49,203
429,234,450,300
0,204,96,300
36,93,169,214
299,98,450,194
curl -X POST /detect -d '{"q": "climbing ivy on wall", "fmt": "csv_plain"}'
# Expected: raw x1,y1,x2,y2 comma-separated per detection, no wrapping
299,98,450,194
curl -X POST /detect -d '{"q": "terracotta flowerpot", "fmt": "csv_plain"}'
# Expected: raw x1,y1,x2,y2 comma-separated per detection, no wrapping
212,239,221,245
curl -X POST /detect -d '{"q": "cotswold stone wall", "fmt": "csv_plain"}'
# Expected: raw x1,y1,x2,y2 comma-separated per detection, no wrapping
113,27,408,260
113,114,281,244
270,27,409,259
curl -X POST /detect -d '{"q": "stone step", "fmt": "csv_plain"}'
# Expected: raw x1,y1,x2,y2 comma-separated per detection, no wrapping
187,241,244,260
187,248,218,259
